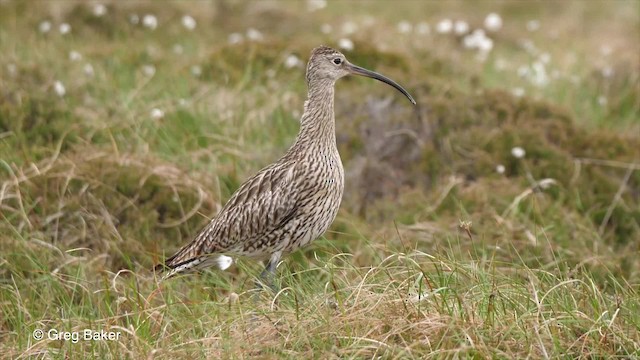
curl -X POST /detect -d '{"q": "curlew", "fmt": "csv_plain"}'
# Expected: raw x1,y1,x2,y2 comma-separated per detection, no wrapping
155,46,415,287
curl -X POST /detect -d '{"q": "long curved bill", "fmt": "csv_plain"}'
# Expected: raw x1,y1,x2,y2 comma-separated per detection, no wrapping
347,63,416,105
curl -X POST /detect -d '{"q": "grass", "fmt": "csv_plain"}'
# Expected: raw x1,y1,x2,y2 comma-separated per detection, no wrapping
1,0,639,358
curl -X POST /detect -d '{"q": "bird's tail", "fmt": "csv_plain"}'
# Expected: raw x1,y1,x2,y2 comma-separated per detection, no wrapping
154,250,233,280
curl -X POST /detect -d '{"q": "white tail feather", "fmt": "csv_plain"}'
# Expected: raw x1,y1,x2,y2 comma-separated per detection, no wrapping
160,255,234,280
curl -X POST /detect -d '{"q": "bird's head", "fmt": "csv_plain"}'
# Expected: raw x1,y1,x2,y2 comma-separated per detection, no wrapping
306,45,416,105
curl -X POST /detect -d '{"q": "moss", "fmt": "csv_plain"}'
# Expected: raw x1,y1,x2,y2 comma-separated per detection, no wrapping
2,150,218,273
339,83,639,248
0,79,78,163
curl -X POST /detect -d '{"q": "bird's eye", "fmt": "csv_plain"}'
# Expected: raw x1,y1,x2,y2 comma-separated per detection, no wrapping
333,58,342,65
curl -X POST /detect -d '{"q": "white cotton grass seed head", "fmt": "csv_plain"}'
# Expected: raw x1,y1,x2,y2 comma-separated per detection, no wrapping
246,28,264,41
172,44,184,55
597,96,608,106
150,108,164,119
484,13,502,32
496,164,505,174
228,32,243,44
53,81,66,97
512,87,525,97
341,21,357,35
416,21,430,35
320,23,332,34
454,20,469,35
59,23,71,35
307,0,327,12
600,45,613,57
284,54,303,69
511,147,526,159
338,38,354,51
83,63,94,77
69,50,82,61
190,65,202,77
39,20,52,33
397,21,412,34
142,64,156,77
129,14,140,25
601,66,614,78
436,19,453,34
181,15,196,30
526,20,540,32
7,63,17,77
142,14,158,30
93,3,107,17
539,52,551,64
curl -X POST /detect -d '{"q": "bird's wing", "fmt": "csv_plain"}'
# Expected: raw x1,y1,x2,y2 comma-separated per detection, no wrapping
157,159,301,276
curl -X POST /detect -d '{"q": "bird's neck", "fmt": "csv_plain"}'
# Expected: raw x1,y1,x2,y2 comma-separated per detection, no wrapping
292,79,337,152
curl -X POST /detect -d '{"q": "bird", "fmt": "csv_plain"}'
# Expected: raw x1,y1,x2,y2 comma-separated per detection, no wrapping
155,45,416,287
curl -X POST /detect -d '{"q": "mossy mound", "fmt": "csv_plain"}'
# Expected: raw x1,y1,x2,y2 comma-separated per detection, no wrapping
339,87,639,250
0,150,219,277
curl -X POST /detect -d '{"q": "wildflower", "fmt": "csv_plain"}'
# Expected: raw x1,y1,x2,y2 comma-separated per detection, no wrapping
463,29,493,56
6,63,17,76
478,36,493,53
511,87,525,97
539,52,551,64
284,54,303,69
83,63,94,77
454,20,469,35
320,23,332,34
511,147,526,159
436,19,452,34
496,164,506,174
190,65,202,77
93,4,107,17
246,28,264,41
597,96,608,106
142,14,157,30
341,21,357,35
129,14,140,25
517,65,529,78
397,21,412,34
150,108,164,119
142,64,156,77
416,21,430,35
228,32,243,44
526,20,540,32
531,61,549,87
39,20,51,33
307,0,327,12
69,50,82,61
520,39,537,55
59,23,71,35
494,58,508,71
484,13,502,31
53,81,66,97
338,38,354,51
181,15,196,30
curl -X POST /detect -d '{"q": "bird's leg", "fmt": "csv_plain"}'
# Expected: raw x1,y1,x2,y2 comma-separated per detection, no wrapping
255,251,282,293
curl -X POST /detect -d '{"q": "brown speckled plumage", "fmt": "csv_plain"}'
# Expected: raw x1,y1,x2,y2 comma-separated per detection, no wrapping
156,45,415,281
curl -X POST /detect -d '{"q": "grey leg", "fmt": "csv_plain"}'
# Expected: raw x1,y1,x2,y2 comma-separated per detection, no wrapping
255,251,282,292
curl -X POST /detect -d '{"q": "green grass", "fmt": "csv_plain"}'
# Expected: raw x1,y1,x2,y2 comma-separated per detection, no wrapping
1,1,639,358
